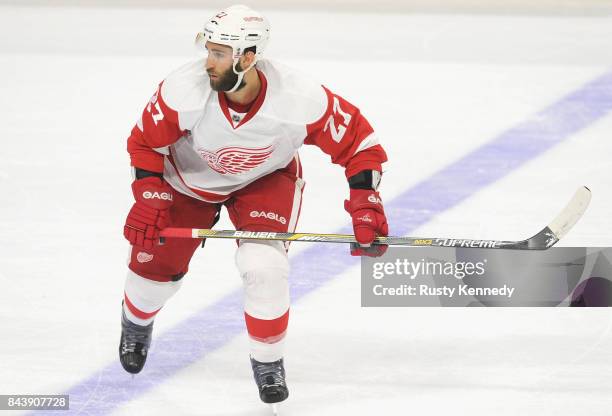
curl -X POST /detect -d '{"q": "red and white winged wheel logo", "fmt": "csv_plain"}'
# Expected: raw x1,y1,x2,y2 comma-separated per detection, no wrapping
199,145,275,175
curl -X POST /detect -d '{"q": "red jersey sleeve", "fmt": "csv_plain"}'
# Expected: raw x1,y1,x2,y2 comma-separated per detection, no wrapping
304,86,388,178
126,82,183,173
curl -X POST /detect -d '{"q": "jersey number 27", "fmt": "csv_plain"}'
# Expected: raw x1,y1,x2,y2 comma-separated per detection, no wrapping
324,96,352,143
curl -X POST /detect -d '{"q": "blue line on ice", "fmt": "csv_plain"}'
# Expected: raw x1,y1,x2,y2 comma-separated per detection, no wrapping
33,69,612,415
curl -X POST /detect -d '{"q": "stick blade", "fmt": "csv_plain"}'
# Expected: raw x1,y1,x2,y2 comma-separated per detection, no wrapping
523,186,591,249
548,186,592,240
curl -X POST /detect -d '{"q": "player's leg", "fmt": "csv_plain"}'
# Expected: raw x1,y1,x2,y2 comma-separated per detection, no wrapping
236,240,290,361
120,192,220,374
237,240,291,404
226,156,304,403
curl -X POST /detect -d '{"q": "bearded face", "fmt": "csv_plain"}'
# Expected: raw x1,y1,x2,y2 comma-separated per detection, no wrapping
205,42,247,92
208,63,246,92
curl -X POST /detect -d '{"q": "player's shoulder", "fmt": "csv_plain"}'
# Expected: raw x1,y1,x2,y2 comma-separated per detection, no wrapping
160,58,212,113
258,59,329,125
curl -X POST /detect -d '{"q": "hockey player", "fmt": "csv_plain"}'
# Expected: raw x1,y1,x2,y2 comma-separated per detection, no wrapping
119,4,388,407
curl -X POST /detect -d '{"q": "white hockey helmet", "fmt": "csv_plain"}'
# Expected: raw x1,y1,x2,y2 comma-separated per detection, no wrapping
196,5,270,91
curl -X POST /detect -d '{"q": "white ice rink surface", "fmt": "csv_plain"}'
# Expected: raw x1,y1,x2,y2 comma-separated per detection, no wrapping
1,5,612,415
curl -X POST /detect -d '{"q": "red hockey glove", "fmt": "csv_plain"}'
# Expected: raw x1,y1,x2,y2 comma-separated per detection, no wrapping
344,189,389,257
124,176,174,249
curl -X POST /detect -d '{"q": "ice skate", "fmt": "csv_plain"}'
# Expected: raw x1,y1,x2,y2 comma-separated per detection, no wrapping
250,357,289,404
118,308,153,374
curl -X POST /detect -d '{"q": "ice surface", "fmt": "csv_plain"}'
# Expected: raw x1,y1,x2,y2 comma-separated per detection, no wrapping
0,5,611,416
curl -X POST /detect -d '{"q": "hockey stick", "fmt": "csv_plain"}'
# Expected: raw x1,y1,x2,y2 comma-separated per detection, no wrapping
159,186,591,250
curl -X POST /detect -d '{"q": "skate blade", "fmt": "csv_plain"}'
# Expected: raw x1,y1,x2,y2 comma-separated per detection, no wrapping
270,403,279,415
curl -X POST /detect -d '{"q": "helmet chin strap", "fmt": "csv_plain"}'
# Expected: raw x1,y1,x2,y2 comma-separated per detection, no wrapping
226,57,256,93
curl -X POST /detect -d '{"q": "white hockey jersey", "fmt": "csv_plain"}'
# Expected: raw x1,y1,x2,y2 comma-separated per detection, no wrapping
127,58,387,202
